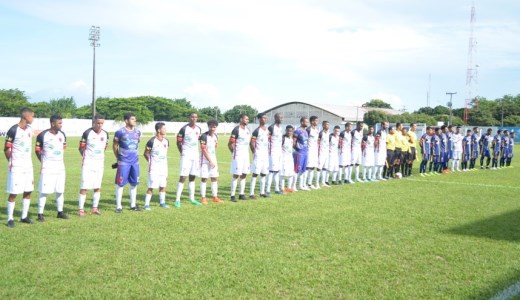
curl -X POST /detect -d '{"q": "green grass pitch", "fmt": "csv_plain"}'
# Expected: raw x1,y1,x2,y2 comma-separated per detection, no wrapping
0,134,519,299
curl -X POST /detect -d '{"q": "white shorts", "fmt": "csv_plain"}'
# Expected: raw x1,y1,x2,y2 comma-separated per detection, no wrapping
363,150,375,167
307,150,319,169
328,155,340,172
452,150,462,160
200,162,219,178
251,157,269,175
351,148,362,165
339,151,352,166
7,169,34,194
39,171,66,194
179,156,200,177
269,153,283,172
231,156,250,175
318,153,330,170
148,173,167,189
281,154,295,177
80,166,104,190
375,151,387,166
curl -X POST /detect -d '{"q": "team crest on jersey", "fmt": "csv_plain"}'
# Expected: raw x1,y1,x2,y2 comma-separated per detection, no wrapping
101,137,104,141
59,137,63,142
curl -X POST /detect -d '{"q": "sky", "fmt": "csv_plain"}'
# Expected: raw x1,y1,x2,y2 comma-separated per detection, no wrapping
0,0,519,113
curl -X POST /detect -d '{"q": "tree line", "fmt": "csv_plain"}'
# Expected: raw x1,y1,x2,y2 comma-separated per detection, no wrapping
0,89,258,123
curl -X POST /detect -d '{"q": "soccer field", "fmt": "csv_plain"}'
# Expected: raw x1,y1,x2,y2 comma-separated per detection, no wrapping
1,135,519,299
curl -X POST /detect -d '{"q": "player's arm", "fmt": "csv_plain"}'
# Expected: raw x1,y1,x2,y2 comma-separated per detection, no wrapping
200,136,215,168
143,139,152,163
79,130,88,156
176,127,185,155
250,128,258,154
35,132,43,162
113,136,119,160
3,127,16,161
228,127,238,153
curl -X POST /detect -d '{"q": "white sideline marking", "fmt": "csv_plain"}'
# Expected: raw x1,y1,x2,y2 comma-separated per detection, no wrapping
491,281,520,300
407,178,520,190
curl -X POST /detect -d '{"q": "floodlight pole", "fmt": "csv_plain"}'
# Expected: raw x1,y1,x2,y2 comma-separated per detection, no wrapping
89,26,100,121
446,92,456,125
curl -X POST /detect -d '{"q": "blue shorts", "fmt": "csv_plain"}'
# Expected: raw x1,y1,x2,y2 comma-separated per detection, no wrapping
422,153,430,161
434,155,443,163
463,153,471,161
293,151,308,174
443,151,450,162
115,163,140,186
482,149,491,157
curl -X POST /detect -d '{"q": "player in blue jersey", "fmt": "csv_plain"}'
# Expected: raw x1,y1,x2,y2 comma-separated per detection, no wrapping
440,125,449,172
462,129,472,171
491,129,502,169
469,127,480,169
506,132,515,167
113,113,142,212
293,117,310,191
419,127,432,176
479,128,493,169
431,127,442,174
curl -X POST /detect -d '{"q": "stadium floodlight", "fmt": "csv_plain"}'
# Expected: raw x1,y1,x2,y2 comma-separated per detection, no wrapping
89,26,100,121
446,92,456,125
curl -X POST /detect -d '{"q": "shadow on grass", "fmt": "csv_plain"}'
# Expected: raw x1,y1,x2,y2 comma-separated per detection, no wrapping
446,208,520,243
470,270,520,299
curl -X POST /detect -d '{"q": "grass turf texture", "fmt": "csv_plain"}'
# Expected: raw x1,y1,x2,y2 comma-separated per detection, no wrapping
1,134,519,299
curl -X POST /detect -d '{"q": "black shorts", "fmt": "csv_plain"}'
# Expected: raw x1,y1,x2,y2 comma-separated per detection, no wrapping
394,148,403,163
387,150,395,166
410,147,417,161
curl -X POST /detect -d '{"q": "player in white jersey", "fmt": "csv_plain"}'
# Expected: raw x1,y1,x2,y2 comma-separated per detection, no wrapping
250,113,270,199
351,121,364,182
339,122,353,184
77,114,109,217
229,114,252,202
317,121,331,188
199,119,223,205
35,114,68,222
266,113,284,196
328,126,341,184
143,122,170,210
375,121,389,180
306,116,320,189
175,112,202,208
280,125,296,193
4,107,35,228
451,126,463,172
362,126,376,181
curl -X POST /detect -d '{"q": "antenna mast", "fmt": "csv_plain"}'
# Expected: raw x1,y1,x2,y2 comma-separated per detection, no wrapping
464,0,478,124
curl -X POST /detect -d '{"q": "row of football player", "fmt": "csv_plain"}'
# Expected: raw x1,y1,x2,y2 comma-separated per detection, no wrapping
417,126,515,175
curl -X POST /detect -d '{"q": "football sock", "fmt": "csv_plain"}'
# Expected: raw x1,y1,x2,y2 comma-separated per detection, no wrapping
315,170,321,186
38,194,47,214
288,176,294,189
56,193,64,212
175,182,184,202
93,192,100,208
200,181,207,198
78,193,86,209
266,172,273,193
239,178,246,195
347,166,353,182
21,198,30,219
231,177,238,196
115,186,123,209
250,176,257,195
368,167,373,180
159,192,166,204
307,169,314,186
273,172,280,192
129,185,137,207
145,193,152,206
188,181,195,200
362,167,367,180
211,182,218,197
355,165,360,180
322,170,328,184
260,175,266,194
7,201,15,221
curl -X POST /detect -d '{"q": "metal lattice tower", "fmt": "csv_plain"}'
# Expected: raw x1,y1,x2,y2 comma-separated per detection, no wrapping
464,0,478,124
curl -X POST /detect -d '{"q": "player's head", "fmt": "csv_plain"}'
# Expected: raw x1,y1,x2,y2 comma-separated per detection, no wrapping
448,125,454,132
504,130,509,136
396,122,402,130
426,126,432,135
487,128,492,134
368,125,374,135
441,125,447,132
410,123,417,131
345,122,352,131
497,129,503,135
309,116,319,126
389,126,395,134
50,114,63,132
381,121,389,129
155,122,166,135
20,107,34,125
285,124,294,136
356,121,363,131
274,112,283,124
322,120,330,131
401,127,407,135
511,132,515,138
473,126,479,132
456,126,461,134
124,112,137,128
333,125,341,135
466,129,472,136
189,112,198,125
239,113,249,126
257,113,267,125
92,114,105,132
434,127,441,134
300,117,309,128
207,119,218,134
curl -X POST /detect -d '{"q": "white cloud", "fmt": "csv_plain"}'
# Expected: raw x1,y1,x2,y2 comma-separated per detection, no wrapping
183,81,221,108
236,86,274,111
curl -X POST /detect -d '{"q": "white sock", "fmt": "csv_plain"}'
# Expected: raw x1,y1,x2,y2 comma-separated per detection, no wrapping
260,176,266,194
281,177,285,190
145,193,152,206
231,178,238,196
239,178,246,195
78,193,86,209
250,176,257,195
379,166,384,179
211,181,218,197
115,186,123,209
322,170,328,184
355,165,360,180
159,192,166,204
316,170,321,186
266,172,273,193
56,193,64,212
176,182,184,202
363,167,367,180
93,192,100,208
129,185,137,207
200,181,207,198
274,172,280,192
21,198,30,219
332,171,337,182
188,181,195,201
292,174,297,190
38,194,47,214
338,167,343,181
7,201,15,221
368,167,373,180
307,170,314,185
288,176,294,189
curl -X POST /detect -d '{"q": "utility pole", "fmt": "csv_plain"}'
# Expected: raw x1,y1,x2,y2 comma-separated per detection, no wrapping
464,0,478,124
446,92,456,125
89,26,100,121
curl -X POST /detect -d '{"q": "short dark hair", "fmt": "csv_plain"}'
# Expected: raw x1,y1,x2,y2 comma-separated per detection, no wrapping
300,117,308,123
286,125,294,130
257,112,266,119
50,114,62,123
239,113,248,120
124,113,135,121
322,120,329,126
94,113,105,120
20,107,33,117
447,125,453,129
466,129,472,133
441,125,446,130
396,122,402,128
155,122,165,132
473,127,479,130
207,119,219,127
410,123,416,127
189,112,198,118
426,126,431,130
497,129,503,134
345,122,352,127
310,116,318,122
357,121,363,126
334,125,341,130
456,126,461,129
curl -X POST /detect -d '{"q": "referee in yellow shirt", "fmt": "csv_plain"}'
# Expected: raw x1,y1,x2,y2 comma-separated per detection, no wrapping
401,127,411,176
386,127,397,178
407,123,418,176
